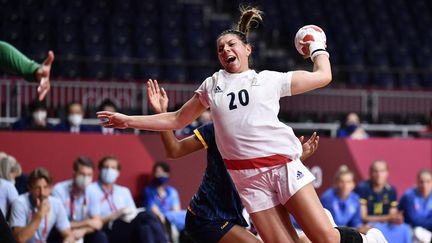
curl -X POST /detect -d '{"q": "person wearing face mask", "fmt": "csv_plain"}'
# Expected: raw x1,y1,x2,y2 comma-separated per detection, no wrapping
142,161,186,233
97,99,121,135
87,156,168,243
55,102,96,134
12,99,54,131
10,168,75,243
337,112,369,139
52,157,107,243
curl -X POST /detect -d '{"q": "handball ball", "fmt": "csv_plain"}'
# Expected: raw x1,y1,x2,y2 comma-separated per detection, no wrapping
294,25,326,57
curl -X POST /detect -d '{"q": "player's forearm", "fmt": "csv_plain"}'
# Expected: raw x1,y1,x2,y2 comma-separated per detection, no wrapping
0,41,40,82
61,229,75,243
160,131,184,158
312,55,332,87
127,112,187,131
70,220,91,230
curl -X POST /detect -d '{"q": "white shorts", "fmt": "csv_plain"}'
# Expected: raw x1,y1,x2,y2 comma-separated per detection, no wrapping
229,159,315,213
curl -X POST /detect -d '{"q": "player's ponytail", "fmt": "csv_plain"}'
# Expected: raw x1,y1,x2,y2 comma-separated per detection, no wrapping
218,6,263,44
237,7,263,38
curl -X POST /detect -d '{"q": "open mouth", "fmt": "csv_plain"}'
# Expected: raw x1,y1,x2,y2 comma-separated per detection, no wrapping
226,56,236,64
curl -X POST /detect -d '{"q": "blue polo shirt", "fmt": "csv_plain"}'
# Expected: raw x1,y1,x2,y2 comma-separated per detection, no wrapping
355,180,398,216
188,123,247,227
10,193,70,243
320,188,362,228
399,187,432,231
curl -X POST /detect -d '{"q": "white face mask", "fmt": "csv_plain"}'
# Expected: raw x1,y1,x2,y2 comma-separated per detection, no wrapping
33,110,47,123
75,175,92,190
100,168,119,184
68,114,83,126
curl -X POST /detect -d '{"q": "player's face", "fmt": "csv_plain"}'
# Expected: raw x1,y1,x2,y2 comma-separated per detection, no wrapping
417,173,432,197
336,173,355,197
217,34,251,73
370,162,388,186
29,178,51,200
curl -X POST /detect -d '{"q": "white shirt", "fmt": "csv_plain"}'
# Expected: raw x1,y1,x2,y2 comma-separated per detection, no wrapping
52,180,99,221
87,181,136,217
0,178,19,217
196,69,302,161
10,193,70,243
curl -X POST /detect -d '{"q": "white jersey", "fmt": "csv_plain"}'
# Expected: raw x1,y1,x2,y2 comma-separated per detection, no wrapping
195,69,302,171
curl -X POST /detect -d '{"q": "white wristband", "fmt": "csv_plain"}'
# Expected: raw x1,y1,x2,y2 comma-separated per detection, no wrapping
309,42,329,62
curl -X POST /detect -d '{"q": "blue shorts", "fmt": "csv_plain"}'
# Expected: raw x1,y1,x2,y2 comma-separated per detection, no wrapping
185,210,236,243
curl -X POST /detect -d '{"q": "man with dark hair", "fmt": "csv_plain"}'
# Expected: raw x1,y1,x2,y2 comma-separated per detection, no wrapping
55,102,97,133
142,161,186,233
10,168,74,243
52,157,107,243
87,156,168,243
12,99,54,131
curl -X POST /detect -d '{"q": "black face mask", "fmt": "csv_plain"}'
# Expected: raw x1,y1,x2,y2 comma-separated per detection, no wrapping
152,176,169,186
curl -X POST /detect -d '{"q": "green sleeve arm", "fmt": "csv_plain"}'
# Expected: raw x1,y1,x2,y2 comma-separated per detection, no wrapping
0,41,41,82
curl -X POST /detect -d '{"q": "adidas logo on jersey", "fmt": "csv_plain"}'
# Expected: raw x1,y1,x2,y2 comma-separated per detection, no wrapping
215,86,223,93
296,171,304,180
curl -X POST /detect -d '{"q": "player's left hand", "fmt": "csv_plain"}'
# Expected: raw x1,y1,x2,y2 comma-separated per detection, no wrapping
299,132,319,161
35,50,54,101
147,79,169,114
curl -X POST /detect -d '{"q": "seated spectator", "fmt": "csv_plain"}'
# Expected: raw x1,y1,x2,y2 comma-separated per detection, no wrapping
87,156,168,243
12,99,54,131
355,160,412,243
337,112,369,139
399,169,432,243
142,162,186,232
10,168,74,243
97,99,121,135
321,165,371,233
0,153,19,218
52,157,107,243
55,102,97,133
0,152,28,194
0,152,22,184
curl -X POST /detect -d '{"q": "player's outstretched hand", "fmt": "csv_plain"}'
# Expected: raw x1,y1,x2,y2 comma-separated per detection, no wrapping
35,51,54,101
147,79,168,114
299,132,319,161
97,111,130,129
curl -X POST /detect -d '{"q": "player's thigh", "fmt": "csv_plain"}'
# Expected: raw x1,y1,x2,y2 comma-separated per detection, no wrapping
249,206,297,243
284,182,339,243
219,225,261,243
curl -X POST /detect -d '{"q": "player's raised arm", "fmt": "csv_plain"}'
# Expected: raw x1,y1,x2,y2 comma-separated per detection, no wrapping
291,26,332,95
97,80,207,131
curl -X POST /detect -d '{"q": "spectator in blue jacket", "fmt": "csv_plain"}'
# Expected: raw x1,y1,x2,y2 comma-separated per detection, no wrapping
321,165,371,233
399,169,432,243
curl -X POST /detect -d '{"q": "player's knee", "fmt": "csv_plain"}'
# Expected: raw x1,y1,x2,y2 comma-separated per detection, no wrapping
336,227,363,243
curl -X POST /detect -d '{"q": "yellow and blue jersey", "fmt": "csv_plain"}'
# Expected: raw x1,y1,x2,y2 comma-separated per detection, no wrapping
399,187,432,230
189,123,248,227
355,180,398,216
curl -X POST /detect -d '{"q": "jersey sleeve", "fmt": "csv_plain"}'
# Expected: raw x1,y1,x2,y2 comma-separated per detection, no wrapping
194,123,215,149
194,77,212,108
141,187,156,209
354,182,368,205
7,183,19,207
261,70,293,97
0,41,40,82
